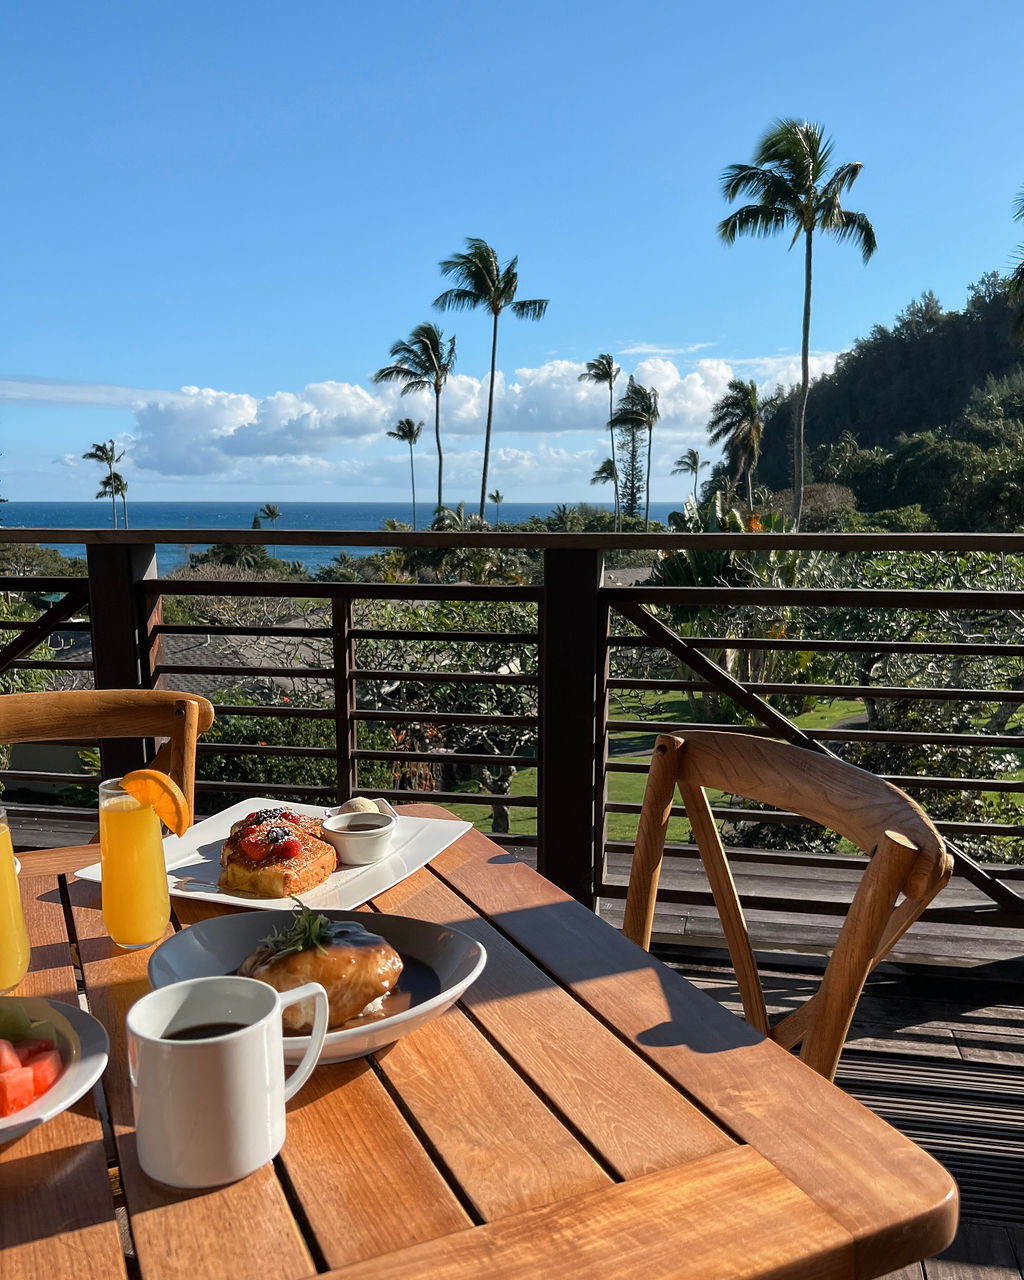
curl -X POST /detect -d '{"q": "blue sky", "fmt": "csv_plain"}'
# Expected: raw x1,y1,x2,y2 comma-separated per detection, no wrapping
2,0,1021,508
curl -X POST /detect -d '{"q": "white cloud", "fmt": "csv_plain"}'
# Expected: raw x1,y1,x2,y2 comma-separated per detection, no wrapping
0,375,192,411
0,346,841,491
616,342,714,357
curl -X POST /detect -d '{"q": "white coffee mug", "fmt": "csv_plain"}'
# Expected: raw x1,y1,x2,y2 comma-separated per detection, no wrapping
126,974,329,1189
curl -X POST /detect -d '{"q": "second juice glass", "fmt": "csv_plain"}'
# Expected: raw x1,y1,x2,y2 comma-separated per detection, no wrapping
99,777,171,950
0,808,30,992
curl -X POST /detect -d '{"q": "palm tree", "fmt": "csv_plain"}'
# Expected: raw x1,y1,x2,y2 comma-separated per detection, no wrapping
610,377,660,530
487,488,504,523
434,238,548,519
373,323,456,516
95,471,128,528
671,448,708,505
387,418,423,529
578,354,621,530
1010,184,1024,339
83,438,125,527
719,119,876,529
706,380,777,509
590,457,617,489
113,473,129,528
258,502,281,558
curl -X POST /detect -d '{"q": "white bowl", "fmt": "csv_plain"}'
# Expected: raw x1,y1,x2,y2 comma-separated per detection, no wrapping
321,811,397,865
0,997,110,1144
148,910,487,1063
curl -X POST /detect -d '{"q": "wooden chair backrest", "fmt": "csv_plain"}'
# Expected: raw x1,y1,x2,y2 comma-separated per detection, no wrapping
0,689,215,827
622,730,952,1080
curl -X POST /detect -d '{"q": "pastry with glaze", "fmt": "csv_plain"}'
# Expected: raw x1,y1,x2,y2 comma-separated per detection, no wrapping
238,905,404,1032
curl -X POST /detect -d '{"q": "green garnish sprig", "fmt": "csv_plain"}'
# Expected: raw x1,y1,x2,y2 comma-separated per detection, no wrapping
262,899,334,957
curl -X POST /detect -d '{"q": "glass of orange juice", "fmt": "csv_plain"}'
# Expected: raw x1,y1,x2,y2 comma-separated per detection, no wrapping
1,808,30,992
99,777,171,950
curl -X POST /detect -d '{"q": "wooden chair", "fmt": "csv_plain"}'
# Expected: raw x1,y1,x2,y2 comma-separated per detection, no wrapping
622,730,953,1080
0,689,215,828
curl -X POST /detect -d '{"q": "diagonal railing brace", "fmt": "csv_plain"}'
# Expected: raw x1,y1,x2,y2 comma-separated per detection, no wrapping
0,585,90,678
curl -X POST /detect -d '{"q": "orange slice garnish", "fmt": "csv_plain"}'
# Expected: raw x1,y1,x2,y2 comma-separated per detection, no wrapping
120,770,190,837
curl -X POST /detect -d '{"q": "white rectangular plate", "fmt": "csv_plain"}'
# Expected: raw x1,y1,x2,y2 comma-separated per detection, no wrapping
74,797,471,911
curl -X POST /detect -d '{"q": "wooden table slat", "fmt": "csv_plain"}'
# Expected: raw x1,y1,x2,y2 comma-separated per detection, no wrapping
322,1145,856,1280
374,996,612,1219
279,1057,472,1270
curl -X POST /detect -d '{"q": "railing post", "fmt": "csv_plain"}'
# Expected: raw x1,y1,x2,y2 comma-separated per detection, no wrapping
86,541,160,779
331,593,357,804
539,547,604,906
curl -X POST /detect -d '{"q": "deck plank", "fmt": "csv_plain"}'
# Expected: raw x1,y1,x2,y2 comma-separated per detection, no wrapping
924,1222,1023,1278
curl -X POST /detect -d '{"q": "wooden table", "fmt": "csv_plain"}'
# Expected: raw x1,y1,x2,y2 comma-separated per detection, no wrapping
2,804,958,1279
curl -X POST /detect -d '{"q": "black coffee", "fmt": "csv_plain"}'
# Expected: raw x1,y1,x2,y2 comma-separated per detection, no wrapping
164,1021,248,1041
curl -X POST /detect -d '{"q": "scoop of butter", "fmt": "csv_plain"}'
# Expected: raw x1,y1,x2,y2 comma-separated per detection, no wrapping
337,797,382,814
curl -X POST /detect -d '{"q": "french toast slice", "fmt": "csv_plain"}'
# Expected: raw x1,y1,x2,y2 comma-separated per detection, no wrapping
219,818,337,898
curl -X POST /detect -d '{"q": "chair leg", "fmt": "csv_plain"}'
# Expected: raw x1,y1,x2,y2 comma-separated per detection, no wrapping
623,736,683,949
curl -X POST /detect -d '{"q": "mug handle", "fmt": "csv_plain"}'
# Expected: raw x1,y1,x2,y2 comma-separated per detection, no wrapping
277,982,330,1101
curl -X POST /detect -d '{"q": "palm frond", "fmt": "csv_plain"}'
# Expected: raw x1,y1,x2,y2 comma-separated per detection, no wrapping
822,161,864,199
720,163,778,203
828,208,877,261
434,286,483,313
718,204,789,243
372,364,411,385
511,297,549,321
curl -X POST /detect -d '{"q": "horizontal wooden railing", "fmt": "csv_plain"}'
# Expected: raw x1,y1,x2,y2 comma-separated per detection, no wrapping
3,526,1024,930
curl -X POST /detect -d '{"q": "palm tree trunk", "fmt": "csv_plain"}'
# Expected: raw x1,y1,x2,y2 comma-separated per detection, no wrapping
746,467,754,510
108,464,117,528
434,388,444,516
408,443,417,531
479,310,500,520
794,228,813,531
121,493,129,528
644,426,652,531
609,382,620,533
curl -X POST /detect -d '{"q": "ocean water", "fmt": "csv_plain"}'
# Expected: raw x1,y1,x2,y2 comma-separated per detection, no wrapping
1,500,682,574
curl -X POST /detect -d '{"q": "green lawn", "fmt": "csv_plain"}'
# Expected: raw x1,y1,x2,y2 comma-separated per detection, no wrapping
443,697,868,840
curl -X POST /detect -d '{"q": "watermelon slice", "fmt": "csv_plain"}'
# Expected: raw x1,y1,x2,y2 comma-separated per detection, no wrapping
26,1049,63,1097
0,1065,34,1117
14,1037,56,1066
0,1039,20,1073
